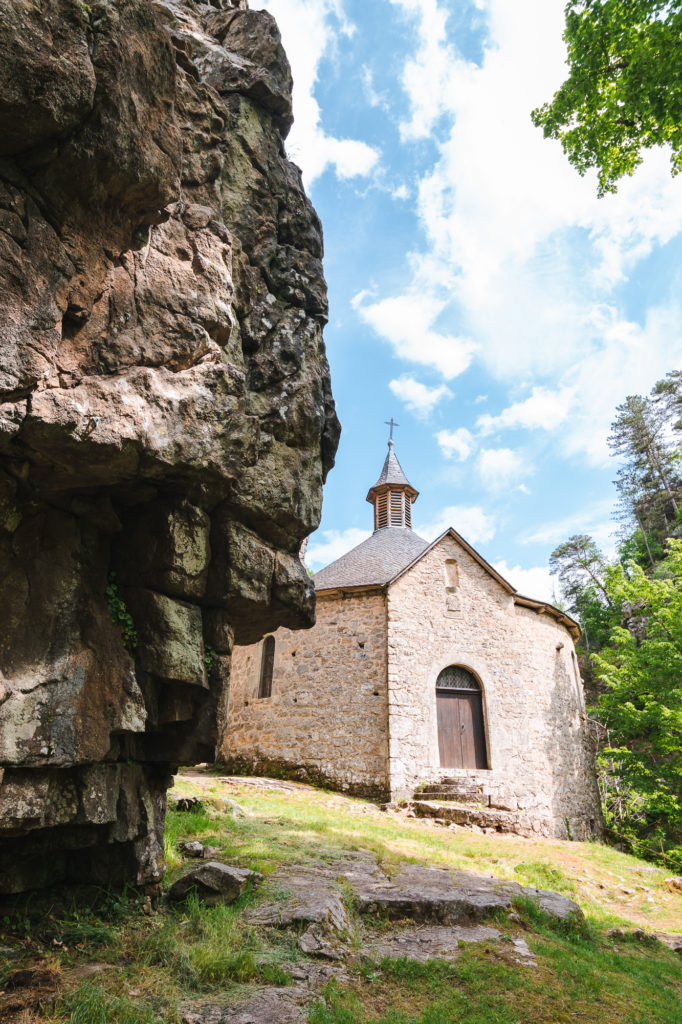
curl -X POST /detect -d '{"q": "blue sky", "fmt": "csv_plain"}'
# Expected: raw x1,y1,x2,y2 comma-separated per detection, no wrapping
252,0,682,601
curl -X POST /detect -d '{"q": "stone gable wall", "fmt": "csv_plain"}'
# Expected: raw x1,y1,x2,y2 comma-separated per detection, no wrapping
221,590,390,797
387,534,602,839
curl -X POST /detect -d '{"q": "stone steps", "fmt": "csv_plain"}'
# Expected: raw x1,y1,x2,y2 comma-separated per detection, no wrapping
414,778,486,804
410,799,526,834
416,789,483,803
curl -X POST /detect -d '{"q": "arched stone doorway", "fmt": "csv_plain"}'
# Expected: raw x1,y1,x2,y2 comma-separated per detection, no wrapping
436,666,487,769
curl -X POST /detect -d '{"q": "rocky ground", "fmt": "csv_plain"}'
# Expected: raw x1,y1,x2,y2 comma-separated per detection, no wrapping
0,770,681,1023
169,844,572,1022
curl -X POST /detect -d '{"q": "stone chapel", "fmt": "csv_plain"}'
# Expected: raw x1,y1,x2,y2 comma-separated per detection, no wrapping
221,439,602,840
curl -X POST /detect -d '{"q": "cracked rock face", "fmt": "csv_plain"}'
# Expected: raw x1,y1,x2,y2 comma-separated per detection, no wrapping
0,0,339,895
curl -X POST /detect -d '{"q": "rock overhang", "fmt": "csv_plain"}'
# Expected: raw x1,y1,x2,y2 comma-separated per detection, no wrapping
0,0,339,894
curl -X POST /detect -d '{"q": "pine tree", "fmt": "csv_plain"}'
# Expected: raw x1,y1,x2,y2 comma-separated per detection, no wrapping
608,394,680,520
549,534,612,609
652,369,682,434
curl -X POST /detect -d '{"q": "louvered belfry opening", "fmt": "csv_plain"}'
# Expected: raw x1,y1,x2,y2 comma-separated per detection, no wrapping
375,491,389,530
374,488,412,530
367,437,419,533
389,489,403,526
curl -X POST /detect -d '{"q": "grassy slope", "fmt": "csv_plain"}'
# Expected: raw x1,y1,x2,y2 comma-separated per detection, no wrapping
171,771,681,931
2,770,681,1024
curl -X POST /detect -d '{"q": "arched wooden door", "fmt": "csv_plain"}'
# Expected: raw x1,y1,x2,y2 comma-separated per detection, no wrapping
436,666,487,769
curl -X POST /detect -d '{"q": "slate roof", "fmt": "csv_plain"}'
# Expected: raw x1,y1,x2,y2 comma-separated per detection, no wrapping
372,444,410,488
366,442,418,501
313,524,580,638
313,527,429,591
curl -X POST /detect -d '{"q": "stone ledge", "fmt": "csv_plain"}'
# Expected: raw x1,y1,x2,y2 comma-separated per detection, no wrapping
410,799,544,837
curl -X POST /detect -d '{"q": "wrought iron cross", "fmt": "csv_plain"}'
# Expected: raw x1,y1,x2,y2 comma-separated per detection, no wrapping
385,417,400,442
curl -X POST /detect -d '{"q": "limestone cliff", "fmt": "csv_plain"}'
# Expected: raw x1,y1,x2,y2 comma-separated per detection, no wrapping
0,0,339,894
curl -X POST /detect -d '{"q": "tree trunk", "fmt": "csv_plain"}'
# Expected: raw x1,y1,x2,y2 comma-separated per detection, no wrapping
634,511,655,567
646,443,679,514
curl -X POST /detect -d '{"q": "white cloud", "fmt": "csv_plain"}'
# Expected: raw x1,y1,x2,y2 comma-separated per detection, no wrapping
252,0,379,185
392,184,410,201
415,505,496,544
364,0,682,462
350,287,375,310
354,292,476,378
389,376,452,417
493,561,557,603
389,0,456,142
476,386,575,437
477,447,530,492
556,301,682,465
521,499,616,552
306,527,371,569
362,67,389,110
436,427,475,461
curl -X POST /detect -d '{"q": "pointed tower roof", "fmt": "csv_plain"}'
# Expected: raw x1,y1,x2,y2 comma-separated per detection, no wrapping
365,440,418,501
364,427,420,532
366,440,419,505
313,426,428,590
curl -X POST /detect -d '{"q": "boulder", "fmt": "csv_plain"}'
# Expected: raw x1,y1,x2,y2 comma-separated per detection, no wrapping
182,841,205,858
168,861,262,905
530,887,583,922
352,862,582,926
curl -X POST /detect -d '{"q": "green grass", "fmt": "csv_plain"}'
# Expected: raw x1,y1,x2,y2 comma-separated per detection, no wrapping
512,859,576,894
308,934,682,1024
168,773,680,932
49,981,160,1024
4,771,681,1024
140,893,294,991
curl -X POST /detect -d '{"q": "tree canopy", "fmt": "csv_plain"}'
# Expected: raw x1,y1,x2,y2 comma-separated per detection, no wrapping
549,371,682,868
531,1,682,195
594,544,682,867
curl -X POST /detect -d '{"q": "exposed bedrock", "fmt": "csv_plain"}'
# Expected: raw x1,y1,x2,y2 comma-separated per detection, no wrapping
0,0,339,894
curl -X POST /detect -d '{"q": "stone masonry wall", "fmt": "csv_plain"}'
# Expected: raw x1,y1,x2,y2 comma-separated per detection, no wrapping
222,591,390,797
387,534,602,839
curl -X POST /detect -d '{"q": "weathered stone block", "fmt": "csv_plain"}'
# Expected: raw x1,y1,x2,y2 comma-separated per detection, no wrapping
127,589,207,688
206,516,314,644
168,861,262,904
198,9,294,137
117,499,210,600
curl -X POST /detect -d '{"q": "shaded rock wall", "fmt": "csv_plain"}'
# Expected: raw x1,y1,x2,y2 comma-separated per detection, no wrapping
0,0,339,894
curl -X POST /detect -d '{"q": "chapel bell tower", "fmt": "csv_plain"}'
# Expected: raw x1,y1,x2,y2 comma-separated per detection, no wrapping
366,420,419,532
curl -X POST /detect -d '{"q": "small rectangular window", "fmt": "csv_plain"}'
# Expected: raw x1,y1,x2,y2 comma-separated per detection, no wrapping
258,635,275,698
